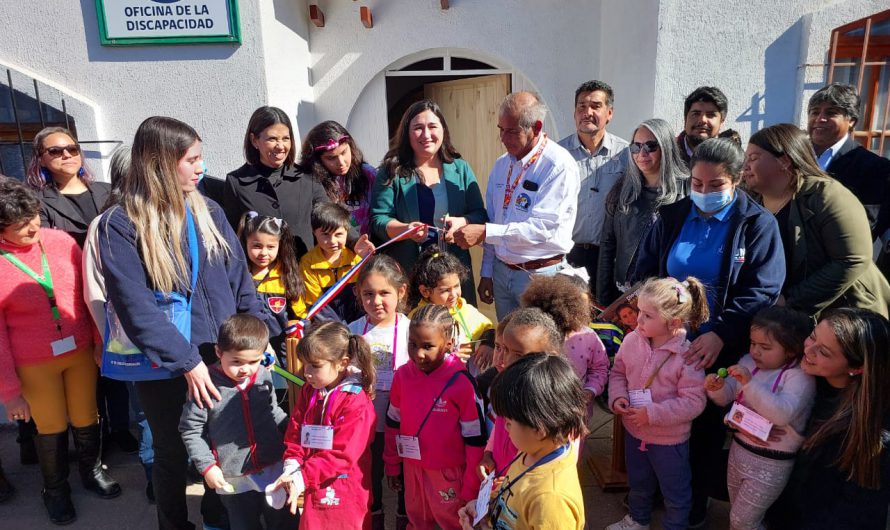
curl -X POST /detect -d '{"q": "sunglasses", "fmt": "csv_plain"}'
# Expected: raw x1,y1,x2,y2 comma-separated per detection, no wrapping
42,144,81,157
629,141,659,155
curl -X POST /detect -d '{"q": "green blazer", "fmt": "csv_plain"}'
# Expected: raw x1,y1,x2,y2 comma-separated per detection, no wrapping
783,174,890,318
369,158,488,297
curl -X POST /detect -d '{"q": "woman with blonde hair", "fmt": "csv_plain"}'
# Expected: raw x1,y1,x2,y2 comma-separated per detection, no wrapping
98,116,279,529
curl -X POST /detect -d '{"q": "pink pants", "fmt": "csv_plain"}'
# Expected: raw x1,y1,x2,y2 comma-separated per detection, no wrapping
403,462,464,530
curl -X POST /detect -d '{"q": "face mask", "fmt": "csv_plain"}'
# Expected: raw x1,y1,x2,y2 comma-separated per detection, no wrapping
691,189,733,213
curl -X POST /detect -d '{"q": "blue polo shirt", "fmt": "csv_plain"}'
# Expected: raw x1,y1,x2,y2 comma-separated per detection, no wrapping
667,194,738,330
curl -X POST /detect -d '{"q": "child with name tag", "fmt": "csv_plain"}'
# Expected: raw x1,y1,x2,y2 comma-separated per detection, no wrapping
384,304,488,530
271,321,377,529
347,254,410,528
409,248,494,373
179,314,297,530
458,353,587,530
704,307,815,530
607,277,709,530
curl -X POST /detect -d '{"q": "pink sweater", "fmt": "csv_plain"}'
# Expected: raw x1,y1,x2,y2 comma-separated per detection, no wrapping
0,229,97,402
564,329,609,396
384,353,486,501
608,331,706,446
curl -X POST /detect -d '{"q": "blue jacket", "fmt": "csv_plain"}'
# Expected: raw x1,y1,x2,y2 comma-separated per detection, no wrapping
632,191,785,366
98,199,279,375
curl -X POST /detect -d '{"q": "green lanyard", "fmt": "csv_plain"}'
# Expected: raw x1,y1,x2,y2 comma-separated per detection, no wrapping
1,243,63,334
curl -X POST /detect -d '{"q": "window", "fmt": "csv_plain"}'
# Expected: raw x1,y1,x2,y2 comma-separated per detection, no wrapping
827,9,890,157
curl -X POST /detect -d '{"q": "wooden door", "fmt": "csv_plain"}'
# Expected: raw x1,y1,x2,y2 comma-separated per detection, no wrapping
424,74,510,321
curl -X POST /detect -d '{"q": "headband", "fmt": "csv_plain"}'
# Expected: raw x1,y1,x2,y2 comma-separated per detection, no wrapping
312,135,350,152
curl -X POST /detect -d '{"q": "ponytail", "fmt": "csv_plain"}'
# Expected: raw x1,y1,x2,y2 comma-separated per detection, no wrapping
348,333,377,399
682,277,710,331
297,321,377,398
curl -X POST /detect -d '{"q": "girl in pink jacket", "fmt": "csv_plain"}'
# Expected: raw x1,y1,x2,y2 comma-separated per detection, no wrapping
384,304,487,530
607,277,709,530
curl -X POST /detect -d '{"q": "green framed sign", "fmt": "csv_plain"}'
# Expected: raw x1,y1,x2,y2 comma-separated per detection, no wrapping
96,0,240,46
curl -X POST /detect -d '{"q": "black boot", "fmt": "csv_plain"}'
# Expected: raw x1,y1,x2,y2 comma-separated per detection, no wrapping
17,419,38,465
0,456,14,503
72,424,121,499
36,432,76,525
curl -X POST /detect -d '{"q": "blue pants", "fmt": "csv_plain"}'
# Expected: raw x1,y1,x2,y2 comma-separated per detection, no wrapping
492,258,566,320
126,381,154,467
625,432,692,530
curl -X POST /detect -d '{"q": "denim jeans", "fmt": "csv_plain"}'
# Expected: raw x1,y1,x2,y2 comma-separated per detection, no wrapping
625,432,692,530
492,258,567,320
126,381,153,467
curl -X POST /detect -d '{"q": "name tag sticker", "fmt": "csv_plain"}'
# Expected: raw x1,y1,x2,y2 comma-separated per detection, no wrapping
300,424,334,450
473,472,495,526
51,336,76,357
727,402,773,442
396,435,421,460
628,389,653,408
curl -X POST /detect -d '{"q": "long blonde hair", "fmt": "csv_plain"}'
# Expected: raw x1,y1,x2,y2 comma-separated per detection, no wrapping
113,116,229,293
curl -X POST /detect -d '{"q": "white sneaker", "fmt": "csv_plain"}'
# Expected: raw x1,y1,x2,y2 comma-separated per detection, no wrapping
605,514,650,530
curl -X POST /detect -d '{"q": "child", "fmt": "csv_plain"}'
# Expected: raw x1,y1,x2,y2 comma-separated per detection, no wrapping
271,321,377,529
347,254,410,528
384,304,488,530
704,307,815,530
617,303,639,332
300,202,373,323
607,277,710,530
458,353,587,530
480,308,565,477
179,314,297,530
238,212,306,355
409,248,494,373
298,121,377,235
521,274,609,407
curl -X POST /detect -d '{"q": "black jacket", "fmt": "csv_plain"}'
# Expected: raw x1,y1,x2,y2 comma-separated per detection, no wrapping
825,137,890,239
223,163,328,259
38,181,111,247
632,191,785,368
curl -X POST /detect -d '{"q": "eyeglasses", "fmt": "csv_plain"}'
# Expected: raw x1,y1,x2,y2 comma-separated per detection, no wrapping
42,144,81,157
629,141,659,155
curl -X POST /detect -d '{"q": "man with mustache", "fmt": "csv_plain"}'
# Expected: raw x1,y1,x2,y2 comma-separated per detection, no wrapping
807,83,890,241
676,86,739,167
557,80,629,298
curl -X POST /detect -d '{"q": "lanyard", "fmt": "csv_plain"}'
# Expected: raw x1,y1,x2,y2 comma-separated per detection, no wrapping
453,306,471,344
414,367,470,437
643,353,674,390
1,242,63,335
501,136,547,214
490,443,570,523
736,361,794,406
307,384,345,426
362,314,399,371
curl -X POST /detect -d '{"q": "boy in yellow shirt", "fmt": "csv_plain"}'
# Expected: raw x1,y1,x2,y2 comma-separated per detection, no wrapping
459,353,586,530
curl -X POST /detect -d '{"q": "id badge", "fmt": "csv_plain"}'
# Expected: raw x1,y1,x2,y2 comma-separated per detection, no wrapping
376,369,394,391
300,424,334,450
51,336,77,357
628,389,653,408
396,435,422,460
727,402,773,442
473,471,495,526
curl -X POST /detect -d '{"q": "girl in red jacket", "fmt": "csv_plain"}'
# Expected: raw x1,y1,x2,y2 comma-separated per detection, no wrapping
272,321,377,529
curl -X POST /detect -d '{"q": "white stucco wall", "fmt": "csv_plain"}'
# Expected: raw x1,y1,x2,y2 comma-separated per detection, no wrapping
652,0,888,141
0,0,270,179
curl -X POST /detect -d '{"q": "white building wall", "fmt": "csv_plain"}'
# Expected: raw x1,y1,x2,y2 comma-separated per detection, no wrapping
651,0,888,141
0,0,270,179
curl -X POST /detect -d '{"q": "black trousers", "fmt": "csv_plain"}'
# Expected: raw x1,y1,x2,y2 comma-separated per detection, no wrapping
97,376,130,433
370,431,405,514
567,244,600,299
136,377,226,530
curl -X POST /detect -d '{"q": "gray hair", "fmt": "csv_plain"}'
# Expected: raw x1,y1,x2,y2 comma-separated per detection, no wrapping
505,307,564,352
500,91,548,130
108,144,131,186
808,83,861,125
617,118,688,214
690,137,746,183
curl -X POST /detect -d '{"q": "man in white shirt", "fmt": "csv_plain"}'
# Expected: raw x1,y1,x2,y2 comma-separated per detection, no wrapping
453,91,580,319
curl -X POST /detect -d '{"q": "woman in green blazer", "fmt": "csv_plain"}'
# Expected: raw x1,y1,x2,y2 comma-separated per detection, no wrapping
370,99,487,304
743,123,890,318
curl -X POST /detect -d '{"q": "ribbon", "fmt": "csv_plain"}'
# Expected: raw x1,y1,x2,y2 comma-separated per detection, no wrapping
288,223,427,339
261,351,305,386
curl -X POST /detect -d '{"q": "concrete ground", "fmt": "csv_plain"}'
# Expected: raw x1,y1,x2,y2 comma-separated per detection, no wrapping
0,406,729,529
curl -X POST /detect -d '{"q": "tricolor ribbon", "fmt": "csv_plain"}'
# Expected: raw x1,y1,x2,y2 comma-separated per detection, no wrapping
288,223,428,339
